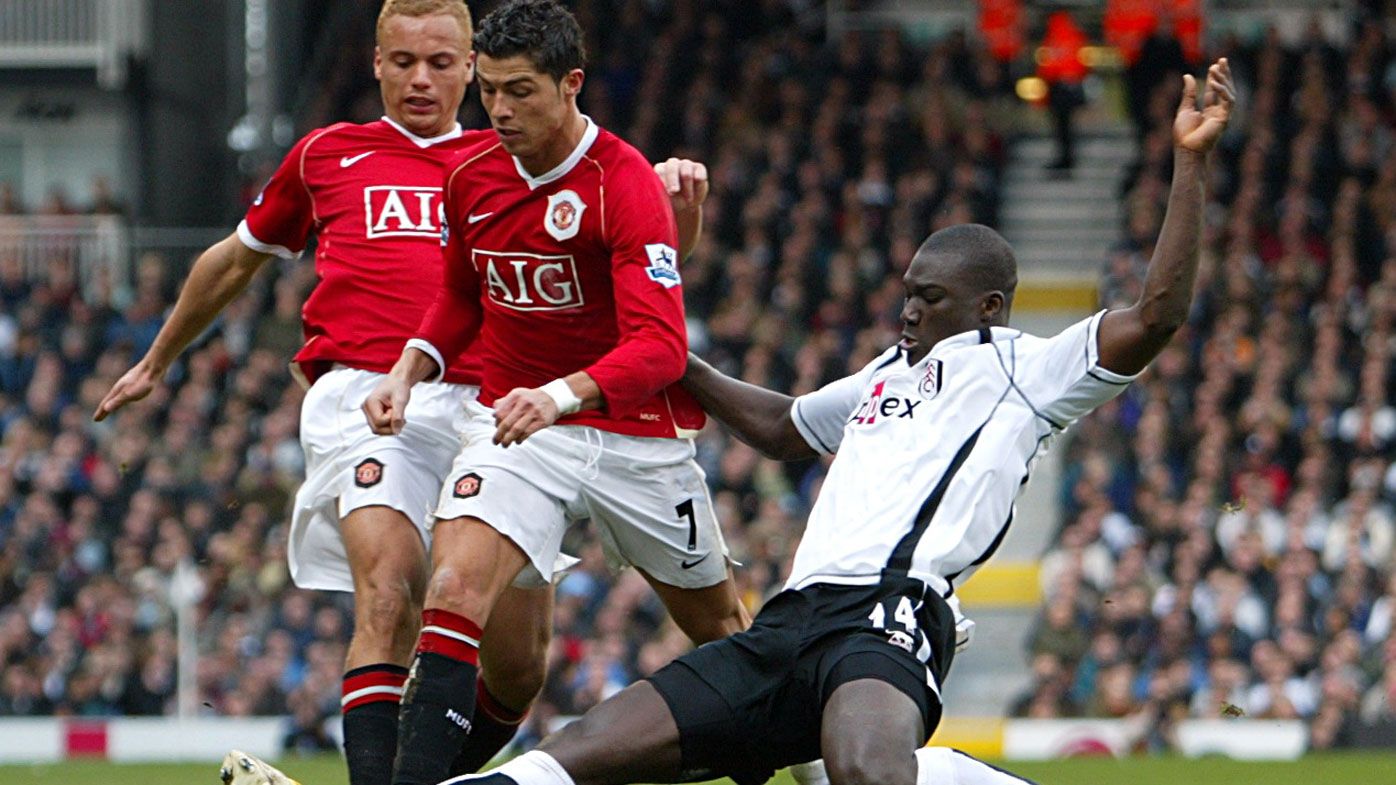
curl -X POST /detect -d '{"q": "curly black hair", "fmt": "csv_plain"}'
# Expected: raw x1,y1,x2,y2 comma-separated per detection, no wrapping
473,0,587,82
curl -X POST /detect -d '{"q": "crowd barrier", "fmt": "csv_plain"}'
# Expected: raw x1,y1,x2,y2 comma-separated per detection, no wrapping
2,715,1308,764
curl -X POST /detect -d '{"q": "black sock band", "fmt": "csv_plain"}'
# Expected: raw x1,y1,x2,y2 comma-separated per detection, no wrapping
393,651,479,785
342,663,408,785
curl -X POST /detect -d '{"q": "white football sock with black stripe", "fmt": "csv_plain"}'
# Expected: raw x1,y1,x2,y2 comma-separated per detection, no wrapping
440,750,575,785
916,747,1039,785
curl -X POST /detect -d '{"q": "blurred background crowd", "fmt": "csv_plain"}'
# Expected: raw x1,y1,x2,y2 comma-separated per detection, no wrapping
1016,17,1396,748
1,0,1394,760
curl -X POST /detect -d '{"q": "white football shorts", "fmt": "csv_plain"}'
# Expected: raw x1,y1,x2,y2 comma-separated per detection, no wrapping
433,401,730,590
288,366,475,592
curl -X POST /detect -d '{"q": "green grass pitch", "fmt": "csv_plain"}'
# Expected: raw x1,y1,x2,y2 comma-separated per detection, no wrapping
2,752,1392,785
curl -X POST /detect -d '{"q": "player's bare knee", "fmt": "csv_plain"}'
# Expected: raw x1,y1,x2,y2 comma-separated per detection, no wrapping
424,566,493,622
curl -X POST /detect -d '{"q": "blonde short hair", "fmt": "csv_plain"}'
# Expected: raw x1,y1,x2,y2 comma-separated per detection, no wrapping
376,0,473,45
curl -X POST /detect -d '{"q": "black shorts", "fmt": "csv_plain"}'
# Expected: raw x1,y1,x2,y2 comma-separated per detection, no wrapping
647,577,957,785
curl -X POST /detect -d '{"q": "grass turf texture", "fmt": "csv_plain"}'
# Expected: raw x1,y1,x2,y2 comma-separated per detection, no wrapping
0,752,1390,785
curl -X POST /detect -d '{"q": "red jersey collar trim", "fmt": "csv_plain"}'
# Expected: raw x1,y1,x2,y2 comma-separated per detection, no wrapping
380,116,464,148
512,115,598,191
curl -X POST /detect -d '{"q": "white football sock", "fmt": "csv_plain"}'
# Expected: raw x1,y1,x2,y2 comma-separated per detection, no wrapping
790,759,830,785
916,747,1036,785
441,750,576,785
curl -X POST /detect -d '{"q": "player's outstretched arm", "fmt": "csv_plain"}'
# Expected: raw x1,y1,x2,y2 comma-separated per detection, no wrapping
1097,58,1234,376
654,157,708,260
94,233,273,421
682,353,817,461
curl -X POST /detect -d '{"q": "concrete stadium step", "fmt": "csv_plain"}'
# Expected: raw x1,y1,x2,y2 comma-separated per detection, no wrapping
1001,201,1121,225
1012,135,1135,163
942,607,1037,716
1005,169,1122,188
1005,174,1122,198
1002,226,1119,246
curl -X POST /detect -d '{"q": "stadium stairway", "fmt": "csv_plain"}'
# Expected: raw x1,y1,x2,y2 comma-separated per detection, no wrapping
938,128,1132,720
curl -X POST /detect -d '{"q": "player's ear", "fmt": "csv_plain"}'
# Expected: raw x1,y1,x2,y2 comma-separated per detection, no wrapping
561,68,584,100
373,46,383,81
980,291,1005,324
463,50,477,83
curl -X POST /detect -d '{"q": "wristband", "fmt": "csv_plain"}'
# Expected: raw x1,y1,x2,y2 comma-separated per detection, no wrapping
541,378,582,415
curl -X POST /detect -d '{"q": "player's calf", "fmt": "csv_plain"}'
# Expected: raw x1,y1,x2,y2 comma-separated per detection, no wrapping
453,584,552,775
342,506,430,785
396,519,533,785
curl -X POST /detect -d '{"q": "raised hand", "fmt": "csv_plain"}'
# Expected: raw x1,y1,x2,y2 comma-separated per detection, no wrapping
654,157,709,213
1175,58,1235,155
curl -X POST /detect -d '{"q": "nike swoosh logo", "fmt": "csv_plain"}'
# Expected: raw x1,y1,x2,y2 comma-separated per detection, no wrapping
680,553,709,570
340,152,375,167
467,212,495,224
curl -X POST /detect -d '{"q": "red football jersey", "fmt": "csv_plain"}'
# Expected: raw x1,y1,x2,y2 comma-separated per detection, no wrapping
239,117,491,386
415,119,706,439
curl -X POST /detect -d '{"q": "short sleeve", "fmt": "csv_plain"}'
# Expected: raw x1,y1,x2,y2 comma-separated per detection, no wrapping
790,347,898,454
238,131,321,259
1028,310,1138,427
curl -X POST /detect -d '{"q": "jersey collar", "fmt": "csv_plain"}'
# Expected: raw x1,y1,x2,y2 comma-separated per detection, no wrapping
381,116,464,148
512,115,599,191
925,325,1021,357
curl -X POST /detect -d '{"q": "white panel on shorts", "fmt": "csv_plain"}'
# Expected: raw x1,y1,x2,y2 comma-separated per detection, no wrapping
432,402,729,590
288,367,476,592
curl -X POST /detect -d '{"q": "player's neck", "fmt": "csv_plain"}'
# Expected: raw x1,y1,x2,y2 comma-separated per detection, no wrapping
517,111,588,177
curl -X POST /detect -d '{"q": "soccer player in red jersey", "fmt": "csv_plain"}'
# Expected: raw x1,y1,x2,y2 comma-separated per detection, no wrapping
94,1,707,783
362,3,749,784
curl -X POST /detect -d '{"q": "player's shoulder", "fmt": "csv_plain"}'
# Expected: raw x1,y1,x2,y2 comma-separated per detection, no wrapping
443,131,507,183
297,120,379,149
588,126,655,175
860,345,906,377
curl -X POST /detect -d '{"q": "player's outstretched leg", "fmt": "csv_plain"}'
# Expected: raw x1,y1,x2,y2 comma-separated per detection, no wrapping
449,584,554,775
393,517,531,785
441,680,684,785
821,679,925,785
341,507,429,785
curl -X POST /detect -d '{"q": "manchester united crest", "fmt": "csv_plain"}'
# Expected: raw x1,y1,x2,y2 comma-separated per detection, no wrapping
453,472,483,499
919,359,944,399
354,458,384,488
544,189,586,241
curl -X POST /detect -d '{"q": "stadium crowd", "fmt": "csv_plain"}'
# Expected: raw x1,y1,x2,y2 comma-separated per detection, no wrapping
0,0,1392,760
1016,17,1396,749
0,0,1015,751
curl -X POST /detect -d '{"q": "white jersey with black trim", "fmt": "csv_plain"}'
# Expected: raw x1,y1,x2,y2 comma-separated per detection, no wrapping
787,310,1136,598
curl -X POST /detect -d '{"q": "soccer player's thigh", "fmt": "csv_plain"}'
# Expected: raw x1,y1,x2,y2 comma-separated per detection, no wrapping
431,410,580,597
816,633,944,785
585,442,746,642
336,375,467,661
820,678,927,785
